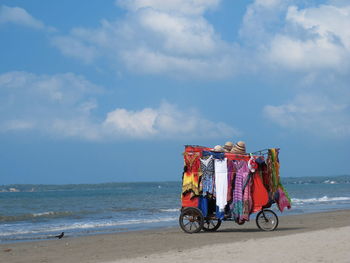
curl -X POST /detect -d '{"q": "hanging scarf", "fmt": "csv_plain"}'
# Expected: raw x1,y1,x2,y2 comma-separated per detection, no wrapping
267,149,292,212
227,160,235,203
182,152,201,197
242,171,253,221
232,160,250,222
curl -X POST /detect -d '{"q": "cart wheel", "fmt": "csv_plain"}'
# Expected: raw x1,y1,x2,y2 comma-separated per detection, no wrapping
256,209,279,231
179,207,204,234
202,218,221,232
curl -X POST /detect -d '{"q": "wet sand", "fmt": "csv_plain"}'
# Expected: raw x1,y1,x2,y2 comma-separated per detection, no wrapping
1,210,350,263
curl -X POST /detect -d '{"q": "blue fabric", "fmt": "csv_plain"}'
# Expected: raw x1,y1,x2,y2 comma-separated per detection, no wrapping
200,157,215,196
198,196,208,217
202,151,225,160
216,206,225,220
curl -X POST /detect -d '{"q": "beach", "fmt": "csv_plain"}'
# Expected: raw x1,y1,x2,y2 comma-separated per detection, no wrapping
1,209,350,263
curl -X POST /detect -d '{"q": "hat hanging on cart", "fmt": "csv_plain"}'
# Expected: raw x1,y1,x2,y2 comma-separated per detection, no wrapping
212,145,225,152
231,141,246,154
223,141,234,152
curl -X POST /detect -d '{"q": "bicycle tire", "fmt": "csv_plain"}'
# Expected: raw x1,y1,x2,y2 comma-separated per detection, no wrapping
179,207,204,234
202,218,221,232
256,209,279,231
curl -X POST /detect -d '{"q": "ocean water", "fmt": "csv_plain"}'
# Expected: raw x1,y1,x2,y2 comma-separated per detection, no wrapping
1,175,350,243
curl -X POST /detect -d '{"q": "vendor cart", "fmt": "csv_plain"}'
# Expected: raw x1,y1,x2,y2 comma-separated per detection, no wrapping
179,145,291,233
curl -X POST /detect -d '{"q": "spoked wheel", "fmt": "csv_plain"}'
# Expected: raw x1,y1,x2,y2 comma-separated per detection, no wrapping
179,207,204,234
256,209,279,231
202,218,221,232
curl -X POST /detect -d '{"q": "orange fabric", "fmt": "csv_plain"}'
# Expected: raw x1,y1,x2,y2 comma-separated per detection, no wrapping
182,192,199,207
251,172,269,213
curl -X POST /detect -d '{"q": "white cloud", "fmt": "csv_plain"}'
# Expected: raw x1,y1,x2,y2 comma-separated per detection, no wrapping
104,107,158,137
264,94,350,137
265,4,350,71
52,0,238,79
239,0,350,137
104,102,239,139
239,0,286,45
267,34,346,71
237,0,350,73
0,71,101,139
0,5,54,31
0,71,238,140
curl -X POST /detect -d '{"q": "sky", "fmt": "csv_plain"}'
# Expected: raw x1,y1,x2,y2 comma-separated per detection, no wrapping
0,0,349,184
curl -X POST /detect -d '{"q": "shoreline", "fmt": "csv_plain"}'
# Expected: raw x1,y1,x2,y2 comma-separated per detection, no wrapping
1,206,348,245
1,209,350,262
1,207,347,245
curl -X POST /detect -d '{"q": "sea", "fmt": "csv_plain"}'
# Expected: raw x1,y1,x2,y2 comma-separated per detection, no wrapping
1,175,350,243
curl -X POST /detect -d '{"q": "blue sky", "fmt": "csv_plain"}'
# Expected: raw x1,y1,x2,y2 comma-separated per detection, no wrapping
1,0,349,184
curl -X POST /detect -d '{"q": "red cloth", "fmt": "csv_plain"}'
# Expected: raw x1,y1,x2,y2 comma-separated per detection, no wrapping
251,172,269,213
182,192,199,207
185,146,209,153
225,153,251,161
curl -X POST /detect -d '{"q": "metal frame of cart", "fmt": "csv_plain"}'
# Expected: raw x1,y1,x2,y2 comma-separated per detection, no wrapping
179,207,279,233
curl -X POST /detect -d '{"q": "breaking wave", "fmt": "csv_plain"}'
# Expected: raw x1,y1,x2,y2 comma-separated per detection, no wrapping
292,196,350,204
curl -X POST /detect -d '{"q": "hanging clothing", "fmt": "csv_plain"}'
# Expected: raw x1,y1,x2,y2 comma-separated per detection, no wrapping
214,158,228,212
182,192,199,207
242,171,253,221
232,160,252,222
216,206,225,220
267,148,292,211
267,148,280,195
182,152,201,197
200,156,215,196
276,187,291,212
198,196,208,217
232,160,244,221
202,151,225,160
227,160,235,203
251,172,269,213
258,160,272,193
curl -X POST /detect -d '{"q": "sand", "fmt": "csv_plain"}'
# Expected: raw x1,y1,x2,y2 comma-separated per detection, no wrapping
114,226,350,263
1,210,350,263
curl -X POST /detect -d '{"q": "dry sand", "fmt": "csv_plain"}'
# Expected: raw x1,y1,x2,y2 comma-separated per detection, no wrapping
114,226,350,263
1,210,350,263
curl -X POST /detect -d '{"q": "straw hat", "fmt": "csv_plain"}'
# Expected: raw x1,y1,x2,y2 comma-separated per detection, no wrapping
212,145,224,152
231,141,246,154
223,141,234,152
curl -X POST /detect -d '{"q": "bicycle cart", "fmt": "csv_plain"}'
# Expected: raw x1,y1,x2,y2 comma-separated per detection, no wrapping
179,145,290,233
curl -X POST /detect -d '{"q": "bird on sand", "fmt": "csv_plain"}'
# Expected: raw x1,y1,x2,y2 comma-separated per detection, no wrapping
55,232,64,239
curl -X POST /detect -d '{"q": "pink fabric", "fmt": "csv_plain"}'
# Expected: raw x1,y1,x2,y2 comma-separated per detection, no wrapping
276,188,291,212
242,174,252,221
